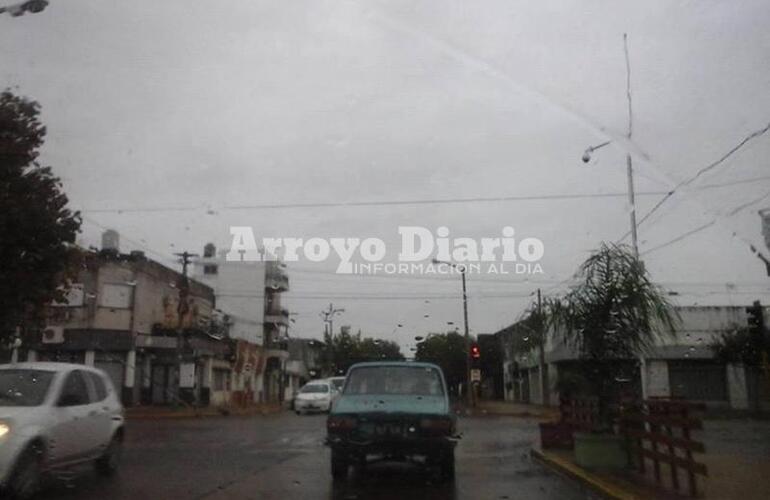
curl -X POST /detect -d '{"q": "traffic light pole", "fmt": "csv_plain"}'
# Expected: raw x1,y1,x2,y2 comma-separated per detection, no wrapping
461,268,473,407
537,288,547,406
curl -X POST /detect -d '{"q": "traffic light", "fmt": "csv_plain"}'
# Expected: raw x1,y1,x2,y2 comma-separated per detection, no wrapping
746,301,765,339
469,342,481,374
470,343,480,359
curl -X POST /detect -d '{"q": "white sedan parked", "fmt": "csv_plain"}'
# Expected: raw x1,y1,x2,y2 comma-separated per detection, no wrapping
294,380,338,415
0,362,125,499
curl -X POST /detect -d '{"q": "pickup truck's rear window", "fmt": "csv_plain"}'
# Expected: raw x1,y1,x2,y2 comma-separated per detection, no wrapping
345,366,444,396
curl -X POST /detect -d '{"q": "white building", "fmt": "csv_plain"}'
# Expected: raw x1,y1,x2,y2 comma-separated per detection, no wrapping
192,243,290,404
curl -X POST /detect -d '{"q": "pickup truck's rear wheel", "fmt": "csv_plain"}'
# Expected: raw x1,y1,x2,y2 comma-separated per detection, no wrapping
439,448,455,482
331,450,348,480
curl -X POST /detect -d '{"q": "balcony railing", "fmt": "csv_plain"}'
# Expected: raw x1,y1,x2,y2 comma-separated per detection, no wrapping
265,261,289,291
264,309,290,327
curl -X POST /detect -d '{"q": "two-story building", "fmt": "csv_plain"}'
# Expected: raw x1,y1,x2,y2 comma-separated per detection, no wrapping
21,232,229,407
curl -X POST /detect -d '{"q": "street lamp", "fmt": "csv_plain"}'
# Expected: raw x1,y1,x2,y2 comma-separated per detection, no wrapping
0,0,48,17
432,257,472,406
581,140,611,163
582,139,639,258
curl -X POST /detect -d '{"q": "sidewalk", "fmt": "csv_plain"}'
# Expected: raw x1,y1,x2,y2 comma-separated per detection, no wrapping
457,399,560,420
532,418,770,500
125,403,283,419
531,446,674,500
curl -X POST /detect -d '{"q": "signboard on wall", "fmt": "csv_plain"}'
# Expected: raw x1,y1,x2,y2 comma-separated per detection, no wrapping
99,283,133,309
233,340,264,375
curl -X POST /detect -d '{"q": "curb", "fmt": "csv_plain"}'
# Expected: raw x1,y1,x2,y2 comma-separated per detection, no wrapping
126,406,284,420
462,410,555,419
531,447,637,500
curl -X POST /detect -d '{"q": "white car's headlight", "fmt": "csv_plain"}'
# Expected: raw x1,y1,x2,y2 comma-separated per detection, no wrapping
0,422,10,439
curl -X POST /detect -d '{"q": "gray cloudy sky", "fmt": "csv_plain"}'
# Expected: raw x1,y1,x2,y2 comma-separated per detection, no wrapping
3,0,770,351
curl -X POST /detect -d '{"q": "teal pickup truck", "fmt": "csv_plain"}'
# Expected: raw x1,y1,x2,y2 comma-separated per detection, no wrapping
325,361,458,481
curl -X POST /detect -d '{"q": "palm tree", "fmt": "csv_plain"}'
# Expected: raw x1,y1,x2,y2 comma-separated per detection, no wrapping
549,243,678,429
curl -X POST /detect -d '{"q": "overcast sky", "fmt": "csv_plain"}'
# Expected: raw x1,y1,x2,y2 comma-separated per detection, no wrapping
3,0,770,351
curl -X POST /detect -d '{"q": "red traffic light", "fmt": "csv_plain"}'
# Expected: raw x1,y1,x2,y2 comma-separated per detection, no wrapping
470,344,481,359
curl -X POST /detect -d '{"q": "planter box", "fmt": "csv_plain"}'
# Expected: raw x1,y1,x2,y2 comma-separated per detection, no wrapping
539,422,575,449
573,432,627,470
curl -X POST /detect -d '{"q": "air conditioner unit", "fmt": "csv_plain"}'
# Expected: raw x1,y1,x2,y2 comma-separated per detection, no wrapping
42,326,65,344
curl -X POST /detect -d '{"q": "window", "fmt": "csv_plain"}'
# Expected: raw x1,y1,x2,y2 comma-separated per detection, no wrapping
213,369,230,391
345,366,444,396
300,383,329,394
84,371,108,401
203,264,218,275
0,369,55,407
59,370,91,406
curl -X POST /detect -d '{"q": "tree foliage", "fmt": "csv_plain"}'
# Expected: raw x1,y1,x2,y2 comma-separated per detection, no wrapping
321,328,404,376
415,331,468,397
548,243,678,426
711,326,764,366
0,90,81,343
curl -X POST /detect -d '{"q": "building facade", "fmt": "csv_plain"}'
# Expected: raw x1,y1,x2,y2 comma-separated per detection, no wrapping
20,245,228,407
496,305,769,412
191,243,290,404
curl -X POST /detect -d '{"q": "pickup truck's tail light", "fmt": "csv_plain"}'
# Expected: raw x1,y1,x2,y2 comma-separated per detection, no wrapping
327,415,357,432
419,417,453,434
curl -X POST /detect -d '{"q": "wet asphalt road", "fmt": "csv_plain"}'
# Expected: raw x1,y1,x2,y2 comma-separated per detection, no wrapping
37,412,592,500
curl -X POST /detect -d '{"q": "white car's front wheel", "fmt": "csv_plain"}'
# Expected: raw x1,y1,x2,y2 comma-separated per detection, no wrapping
96,432,123,476
9,444,43,500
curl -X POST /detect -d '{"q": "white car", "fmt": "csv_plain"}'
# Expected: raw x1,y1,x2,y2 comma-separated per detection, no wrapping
326,376,346,393
294,380,338,415
0,362,125,499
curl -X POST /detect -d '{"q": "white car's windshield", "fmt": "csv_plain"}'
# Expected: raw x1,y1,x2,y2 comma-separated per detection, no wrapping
300,384,328,394
0,369,55,407
345,366,444,396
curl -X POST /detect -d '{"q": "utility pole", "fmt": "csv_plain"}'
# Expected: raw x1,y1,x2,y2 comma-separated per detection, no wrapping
320,303,345,338
174,251,198,404
320,303,344,375
537,288,547,406
624,33,640,260
623,33,647,399
432,259,472,406
460,266,472,407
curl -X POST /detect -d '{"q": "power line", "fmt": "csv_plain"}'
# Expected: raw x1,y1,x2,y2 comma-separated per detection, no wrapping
640,220,716,256
80,190,672,214
77,178,770,216
619,122,770,242
638,187,770,256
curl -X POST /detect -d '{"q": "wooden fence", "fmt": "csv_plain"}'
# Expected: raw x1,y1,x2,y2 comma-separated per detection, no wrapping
620,399,708,497
560,397,599,431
